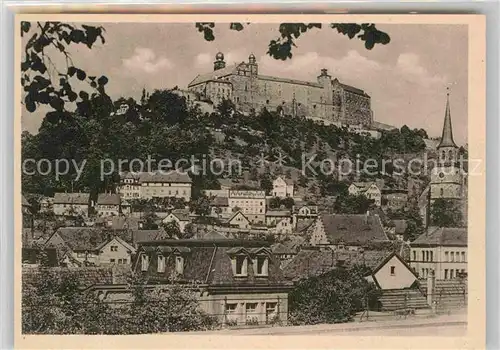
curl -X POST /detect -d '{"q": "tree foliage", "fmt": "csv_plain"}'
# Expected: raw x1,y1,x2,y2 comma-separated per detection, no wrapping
430,198,464,228
288,265,380,325
334,194,375,214
195,22,390,60
22,268,218,334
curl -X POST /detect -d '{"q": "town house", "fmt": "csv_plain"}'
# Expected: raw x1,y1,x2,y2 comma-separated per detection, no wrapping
96,193,121,217
162,209,191,233
272,176,294,198
130,171,192,201
53,192,91,217
228,190,266,224
348,182,382,207
409,227,467,280
45,227,136,266
130,238,293,326
309,212,389,250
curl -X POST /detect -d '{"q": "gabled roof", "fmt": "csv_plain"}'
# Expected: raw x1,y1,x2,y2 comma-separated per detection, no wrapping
188,64,238,87
97,193,121,206
226,211,250,224
412,227,467,247
133,228,169,245
95,236,137,253
135,239,290,288
295,219,315,233
370,252,419,281
351,182,379,191
319,214,389,245
274,176,294,186
47,227,107,251
282,249,389,282
271,242,295,255
168,209,190,222
53,193,90,205
138,171,192,184
266,210,291,217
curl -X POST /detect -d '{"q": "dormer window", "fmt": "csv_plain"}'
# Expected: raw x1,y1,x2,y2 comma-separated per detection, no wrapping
157,255,165,273
232,255,248,276
175,256,184,274
254,256,269,276
141,254,149,271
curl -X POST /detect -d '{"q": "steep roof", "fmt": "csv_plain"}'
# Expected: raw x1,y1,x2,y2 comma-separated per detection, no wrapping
97,193,121,205
412,227,467,247
133,228,169,245
46,227,107,251
188,64,238,87
271,242,295,255
282,248,389,282
437,93,458,149
53,193,90,205
319,214,389,245
138,171,192,184
266,210,291,217
170,209,190,221
295,219,315,233
135,239,291,288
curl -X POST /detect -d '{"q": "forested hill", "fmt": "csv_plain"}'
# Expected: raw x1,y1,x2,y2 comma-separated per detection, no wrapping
22,89,450,198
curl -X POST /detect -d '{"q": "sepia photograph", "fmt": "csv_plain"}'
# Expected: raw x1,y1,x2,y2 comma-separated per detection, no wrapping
15,14,486,349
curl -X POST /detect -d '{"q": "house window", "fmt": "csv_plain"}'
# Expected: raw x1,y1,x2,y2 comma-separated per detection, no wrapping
440,188,444,197
110,259,115,263
225,303,237,314
110,245,118,252
450,269,454,279
461,252,466,262
421,251,425,261
234,255,248,276
430,251,433,262
246,303,257,313
255,256,269,276
445,252,449,261
77,252,86,258
141,254,149,271
450,252,454,262
444,269,448,279
390,266,395,276
175,256,184,274
158,255,165,273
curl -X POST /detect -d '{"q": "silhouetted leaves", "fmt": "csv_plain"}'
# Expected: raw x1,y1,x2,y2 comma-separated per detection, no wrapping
21,21,107,117
195,22,390,61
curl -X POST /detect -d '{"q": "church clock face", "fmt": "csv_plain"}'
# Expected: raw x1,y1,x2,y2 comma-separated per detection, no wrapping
439,172,445,179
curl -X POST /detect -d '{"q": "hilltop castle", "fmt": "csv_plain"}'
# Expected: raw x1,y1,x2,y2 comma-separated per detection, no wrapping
187,52,374,126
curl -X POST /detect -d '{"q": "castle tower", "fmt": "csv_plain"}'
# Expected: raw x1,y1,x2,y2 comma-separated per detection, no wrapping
248,53,258,76
317,69,333,105
430,89,464,201
213,52,226,71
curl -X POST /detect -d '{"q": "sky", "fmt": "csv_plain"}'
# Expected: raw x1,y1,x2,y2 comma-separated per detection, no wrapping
22,23,468,145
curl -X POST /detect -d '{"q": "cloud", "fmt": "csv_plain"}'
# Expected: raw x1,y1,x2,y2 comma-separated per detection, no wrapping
195,53,212,66
122,48,173,74
396,53,447,87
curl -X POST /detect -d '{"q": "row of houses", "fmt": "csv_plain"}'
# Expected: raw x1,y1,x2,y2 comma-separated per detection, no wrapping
23,224,467,326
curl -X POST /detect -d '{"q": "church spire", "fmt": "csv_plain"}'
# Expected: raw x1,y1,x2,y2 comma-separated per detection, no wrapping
437,87,457,149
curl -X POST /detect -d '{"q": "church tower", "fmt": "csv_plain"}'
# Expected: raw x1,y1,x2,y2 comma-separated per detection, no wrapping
429,89,465,201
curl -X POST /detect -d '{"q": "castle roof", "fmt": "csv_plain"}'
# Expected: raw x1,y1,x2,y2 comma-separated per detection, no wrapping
437,92,458,149
188,64,237,87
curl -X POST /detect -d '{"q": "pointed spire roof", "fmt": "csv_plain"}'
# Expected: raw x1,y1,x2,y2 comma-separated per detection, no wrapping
437,88,457,149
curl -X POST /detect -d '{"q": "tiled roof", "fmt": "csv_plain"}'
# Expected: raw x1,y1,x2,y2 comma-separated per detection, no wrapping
135,239,291,288
170,209,190,221
271,243,295,255
53,193,90,205
22,266,132,289
188,64,238,87
266,210,291,217
133,228,169,245
97,193,121,205
319,214,389,245
282,248,390,282
47,227,108,251
295,219,315,233
203,231,229,240
139,171,192,184
412,227,467,247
